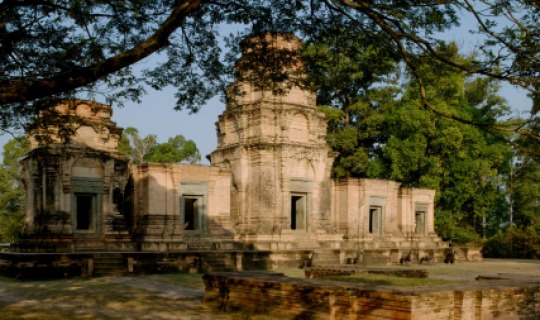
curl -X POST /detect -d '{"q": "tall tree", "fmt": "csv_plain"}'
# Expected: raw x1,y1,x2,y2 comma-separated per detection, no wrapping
119,127,200,164
0,138,29,242
119,127,157,164
146,135,201,164
372,44,512,243
509,151,540,232
304,28,399,178
1,1,539,146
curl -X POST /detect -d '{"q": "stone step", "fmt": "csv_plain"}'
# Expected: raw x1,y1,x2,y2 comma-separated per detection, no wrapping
310,250,340,266
187,243,215,250
200,253,238,272
93,253,123,259
92,253,126,277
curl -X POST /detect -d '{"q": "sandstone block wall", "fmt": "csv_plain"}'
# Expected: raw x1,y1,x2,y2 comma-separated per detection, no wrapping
203,272,540,320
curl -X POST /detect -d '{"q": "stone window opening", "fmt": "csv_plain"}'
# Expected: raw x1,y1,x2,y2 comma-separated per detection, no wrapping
75,194,95,231
291,194,307,230
414,204,428,235
369,206,382,235
182,196,203,231
71,177,103,235
414,211,426,235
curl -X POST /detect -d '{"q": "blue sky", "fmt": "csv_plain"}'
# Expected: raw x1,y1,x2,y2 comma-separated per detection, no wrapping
109,20,532,165
114,89,225,164
1,16,532,163
112,14,533,165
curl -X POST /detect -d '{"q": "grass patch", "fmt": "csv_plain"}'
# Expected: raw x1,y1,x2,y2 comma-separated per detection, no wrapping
269,267,306,278
137,272,206,289
321,273,457,287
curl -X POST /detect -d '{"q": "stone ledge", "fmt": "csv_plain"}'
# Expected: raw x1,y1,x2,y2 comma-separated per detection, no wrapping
203,271,540,319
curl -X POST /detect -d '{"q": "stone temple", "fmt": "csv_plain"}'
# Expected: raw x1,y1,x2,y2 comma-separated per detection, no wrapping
7,34,479,276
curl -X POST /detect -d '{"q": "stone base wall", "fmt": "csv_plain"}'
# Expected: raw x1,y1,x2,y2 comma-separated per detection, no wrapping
340,247,482,265
0,252,93,279
0,250,313,278
0,245,484,279
12,237,136,253
203,272,540,320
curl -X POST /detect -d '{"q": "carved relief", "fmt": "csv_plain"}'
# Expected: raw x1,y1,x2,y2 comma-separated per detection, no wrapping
288,112,309,143
17,34,443,255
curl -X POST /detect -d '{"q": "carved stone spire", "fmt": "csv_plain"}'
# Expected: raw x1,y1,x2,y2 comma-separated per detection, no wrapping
27,100,123,155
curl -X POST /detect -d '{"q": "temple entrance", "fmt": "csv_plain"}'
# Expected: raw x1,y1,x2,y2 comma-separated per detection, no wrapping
75,194,95,231
291,194,306,230
182,196,202,231
414,203,428,235
369,206,382,235
415,211,426,235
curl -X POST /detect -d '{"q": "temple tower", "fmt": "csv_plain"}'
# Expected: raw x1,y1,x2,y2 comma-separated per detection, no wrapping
210,34,337,249
19,100,132,251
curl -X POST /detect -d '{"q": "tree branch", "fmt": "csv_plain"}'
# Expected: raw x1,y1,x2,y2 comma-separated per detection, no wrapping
0,0,204,105
335,0,540,143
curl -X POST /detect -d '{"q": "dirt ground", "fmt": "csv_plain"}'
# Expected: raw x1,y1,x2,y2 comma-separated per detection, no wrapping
0,259,538,320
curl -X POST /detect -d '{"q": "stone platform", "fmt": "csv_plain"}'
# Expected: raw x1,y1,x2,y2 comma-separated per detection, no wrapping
202,271,540,320
0,250,320,279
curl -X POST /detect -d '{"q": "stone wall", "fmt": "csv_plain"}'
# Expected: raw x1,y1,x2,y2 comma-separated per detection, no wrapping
19,100,132,252
0,252,92,279
15,34,451,264
333,178,444,250
27,100,123,154
203,272,540,319
128,163,233,251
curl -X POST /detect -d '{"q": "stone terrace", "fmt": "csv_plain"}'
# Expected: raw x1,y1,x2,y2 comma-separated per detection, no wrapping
203,271,540,320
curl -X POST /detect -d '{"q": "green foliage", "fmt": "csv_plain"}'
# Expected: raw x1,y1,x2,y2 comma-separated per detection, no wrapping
434,210,482,245
376,45,513,243
306,33,399,178
316,42,515,243
0,138,29,242
510,153,540,231
119,127,157,164
1,1,539,148
120,127,200,164
482,228,540,259
146,135,201,164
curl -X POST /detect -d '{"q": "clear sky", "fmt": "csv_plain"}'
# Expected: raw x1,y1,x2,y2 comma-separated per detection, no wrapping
110,77,530,167
108,20,532,165
114,88,226,164
111,14,532,165
0,17,532,163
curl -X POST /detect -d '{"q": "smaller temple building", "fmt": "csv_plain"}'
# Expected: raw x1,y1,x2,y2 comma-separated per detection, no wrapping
4,34,479,277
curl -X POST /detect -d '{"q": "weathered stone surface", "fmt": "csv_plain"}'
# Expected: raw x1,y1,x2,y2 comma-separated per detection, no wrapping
19,101,131,252
15,34,456,267
203,272,540,320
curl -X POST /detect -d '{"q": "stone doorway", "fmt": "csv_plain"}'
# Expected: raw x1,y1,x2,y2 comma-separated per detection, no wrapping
74,194,96,231
291,194,306,230
369,206,382,235
415,211,426,235
182,196,202,231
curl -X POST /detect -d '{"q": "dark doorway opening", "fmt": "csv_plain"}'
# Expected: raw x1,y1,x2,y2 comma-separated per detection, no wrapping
76,195,93,230
183,197,199,230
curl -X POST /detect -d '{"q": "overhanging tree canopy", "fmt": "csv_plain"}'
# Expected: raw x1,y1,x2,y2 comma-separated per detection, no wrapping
1,0,539,144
